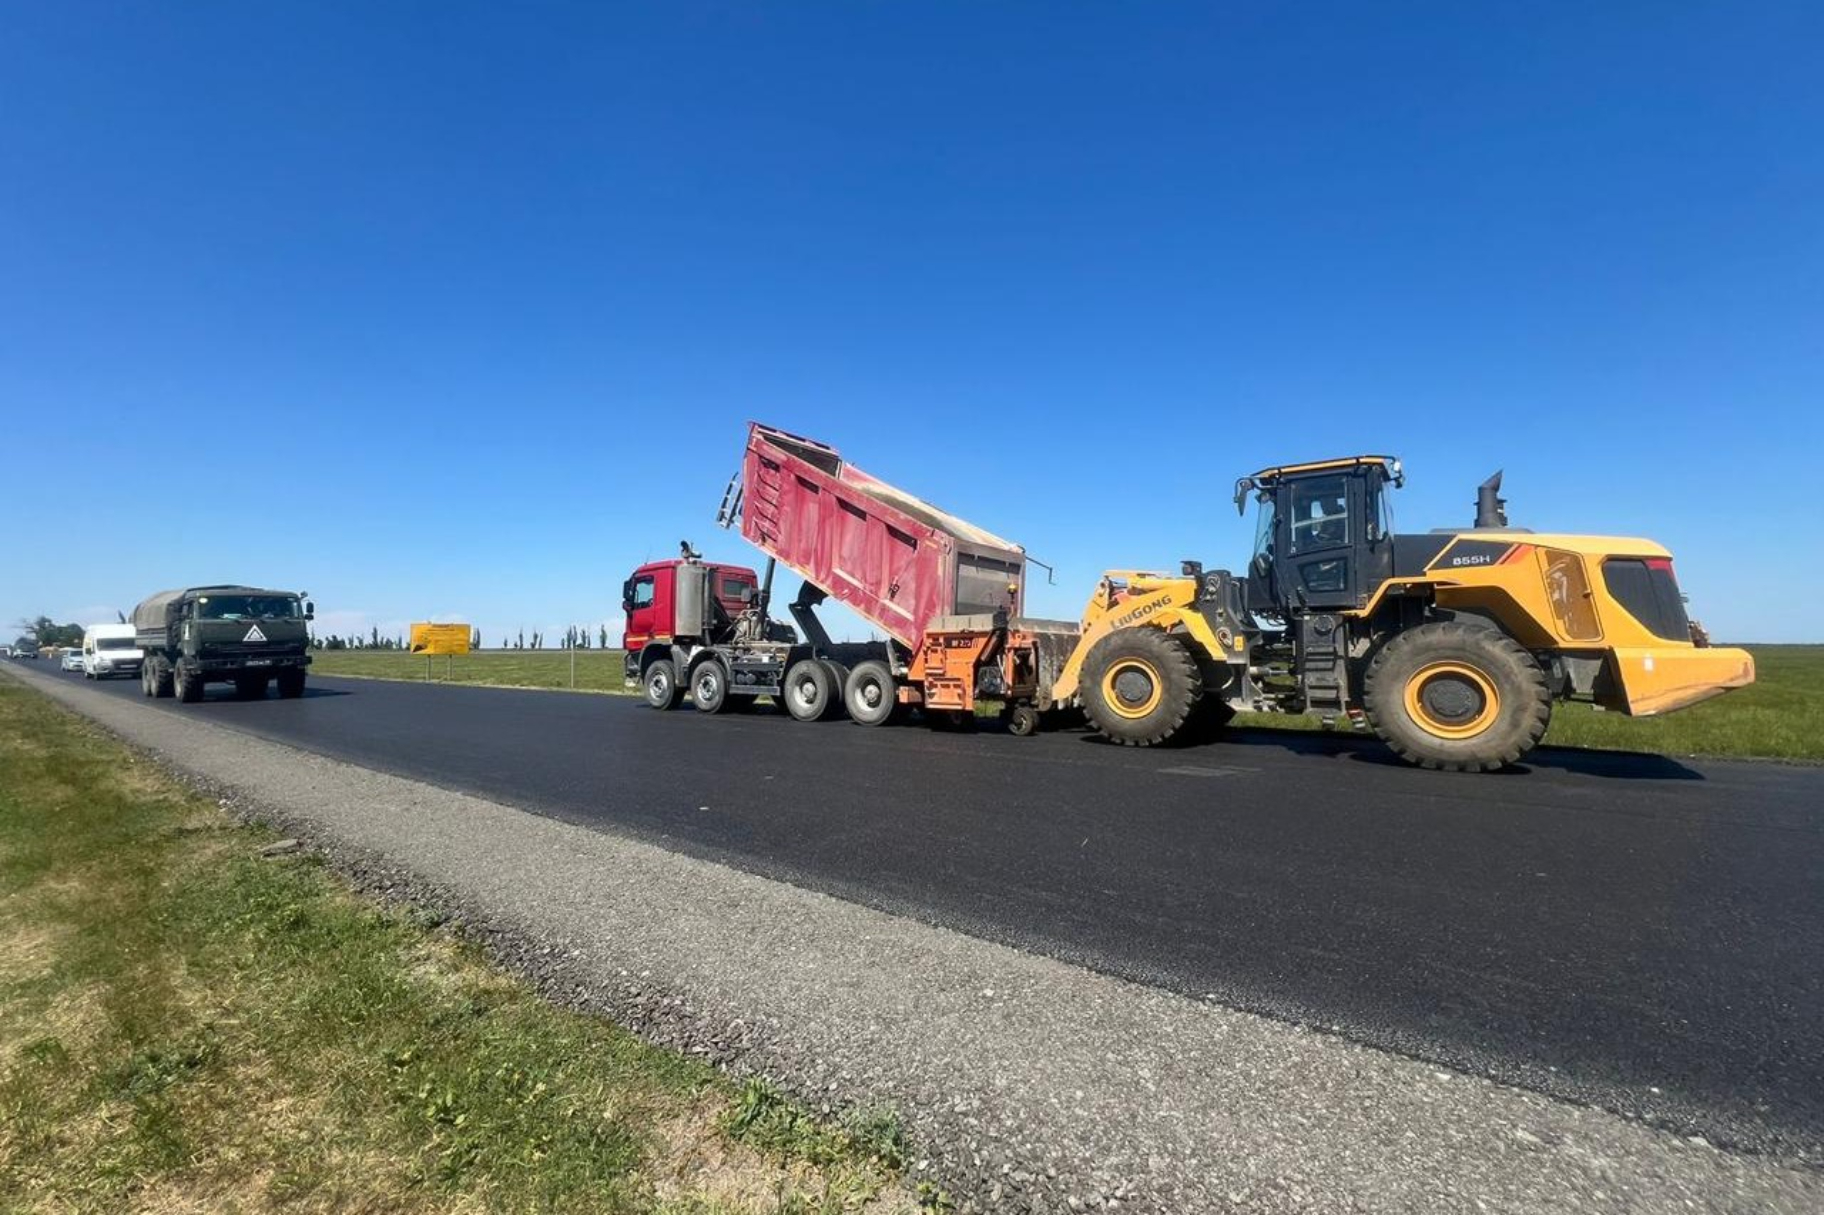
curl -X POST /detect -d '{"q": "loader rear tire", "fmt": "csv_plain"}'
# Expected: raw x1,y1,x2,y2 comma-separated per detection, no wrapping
1080,629,1202,747
1363,621,1551,771
783,659,838,722
844,660,899,726
643,659,683,711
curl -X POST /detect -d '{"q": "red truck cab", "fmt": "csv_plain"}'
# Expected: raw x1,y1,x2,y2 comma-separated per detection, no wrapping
621,559,761,654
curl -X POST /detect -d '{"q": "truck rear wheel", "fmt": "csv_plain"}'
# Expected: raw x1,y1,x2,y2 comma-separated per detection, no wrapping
844,660,899,726
277,670,306,699
1080,628,1203,746
643,659,683,711
141,663,155,697
689,659,733,714
153,659,175,699
782,659,838,722
1362,621,1551,771
175,665,204,704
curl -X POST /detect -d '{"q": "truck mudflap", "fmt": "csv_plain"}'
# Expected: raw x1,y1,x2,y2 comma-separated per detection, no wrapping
1602,645,1755,717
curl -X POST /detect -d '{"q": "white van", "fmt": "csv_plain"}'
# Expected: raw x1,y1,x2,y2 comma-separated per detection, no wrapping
82,622,144,680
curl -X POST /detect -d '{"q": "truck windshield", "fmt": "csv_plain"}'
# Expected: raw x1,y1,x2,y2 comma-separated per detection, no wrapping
97,637,138,650
199,596,300,621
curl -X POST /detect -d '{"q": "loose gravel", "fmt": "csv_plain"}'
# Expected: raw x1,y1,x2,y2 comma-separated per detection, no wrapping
9,663,1819,1214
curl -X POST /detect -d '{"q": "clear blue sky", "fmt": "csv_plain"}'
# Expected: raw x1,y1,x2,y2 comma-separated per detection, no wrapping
3,2,1819,643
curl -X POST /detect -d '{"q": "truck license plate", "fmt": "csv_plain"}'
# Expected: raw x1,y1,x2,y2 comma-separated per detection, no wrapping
245,659,272,667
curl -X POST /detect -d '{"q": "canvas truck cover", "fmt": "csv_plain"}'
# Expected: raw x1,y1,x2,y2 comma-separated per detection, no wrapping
132,586,296,646
737,423,1029,650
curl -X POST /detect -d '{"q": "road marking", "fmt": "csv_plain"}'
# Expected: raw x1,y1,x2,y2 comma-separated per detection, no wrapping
1158,765,1250,778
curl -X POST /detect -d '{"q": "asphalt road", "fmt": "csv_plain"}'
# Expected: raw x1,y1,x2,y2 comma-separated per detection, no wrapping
45,663,1824,1163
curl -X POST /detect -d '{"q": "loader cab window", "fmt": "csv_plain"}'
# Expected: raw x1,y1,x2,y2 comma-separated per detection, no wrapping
1289,476,1350,554
1282,473,1358,605
1250,495,1278,571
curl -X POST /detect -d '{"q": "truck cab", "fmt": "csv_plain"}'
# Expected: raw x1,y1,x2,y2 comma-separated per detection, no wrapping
621,559,761,655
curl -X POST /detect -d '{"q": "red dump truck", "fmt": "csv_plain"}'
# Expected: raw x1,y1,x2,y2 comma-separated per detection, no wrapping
620,423,1078,731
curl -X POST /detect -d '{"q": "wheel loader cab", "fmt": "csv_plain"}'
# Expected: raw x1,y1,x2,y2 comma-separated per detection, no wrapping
1239,456,1402,617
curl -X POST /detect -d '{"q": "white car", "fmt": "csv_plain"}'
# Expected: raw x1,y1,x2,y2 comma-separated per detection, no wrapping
60,650,85,672
82,622,143,680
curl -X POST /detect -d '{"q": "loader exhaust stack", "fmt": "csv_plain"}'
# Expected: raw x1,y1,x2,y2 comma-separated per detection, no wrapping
1475,471,1508,529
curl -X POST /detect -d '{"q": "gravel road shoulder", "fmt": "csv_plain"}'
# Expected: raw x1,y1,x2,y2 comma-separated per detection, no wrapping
8,664,1818,1214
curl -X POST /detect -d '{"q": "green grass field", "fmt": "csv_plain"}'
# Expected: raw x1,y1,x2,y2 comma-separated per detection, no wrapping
0,680,915,1213
308,645,1823,762
312,648,636,694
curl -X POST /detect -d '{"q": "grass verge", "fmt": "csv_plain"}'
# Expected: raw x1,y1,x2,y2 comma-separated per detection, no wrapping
0,678,914,1213
310,645,1822,761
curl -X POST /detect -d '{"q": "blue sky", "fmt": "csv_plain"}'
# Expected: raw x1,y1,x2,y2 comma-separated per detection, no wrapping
3,2,1819,643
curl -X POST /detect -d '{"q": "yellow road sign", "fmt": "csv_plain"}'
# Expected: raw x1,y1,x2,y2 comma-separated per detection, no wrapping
409,623,472,656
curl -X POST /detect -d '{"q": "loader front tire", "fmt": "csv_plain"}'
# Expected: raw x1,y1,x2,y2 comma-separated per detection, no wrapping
1363,621,1551,771
1080,628,1203,747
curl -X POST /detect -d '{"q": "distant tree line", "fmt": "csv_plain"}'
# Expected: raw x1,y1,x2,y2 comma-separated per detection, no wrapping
12,615,87,650
309,626,407,650
304,625,617,652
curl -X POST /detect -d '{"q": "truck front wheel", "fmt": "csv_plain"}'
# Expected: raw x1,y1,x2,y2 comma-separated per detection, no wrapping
690,660,733,714
175,665,204,704
643,659,683,711
276,670,306,699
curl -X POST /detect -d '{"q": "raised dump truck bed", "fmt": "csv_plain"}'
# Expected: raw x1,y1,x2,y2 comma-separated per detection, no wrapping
735,423,1029,650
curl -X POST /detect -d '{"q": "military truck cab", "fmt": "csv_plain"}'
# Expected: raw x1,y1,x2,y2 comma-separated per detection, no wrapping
133,585,315,703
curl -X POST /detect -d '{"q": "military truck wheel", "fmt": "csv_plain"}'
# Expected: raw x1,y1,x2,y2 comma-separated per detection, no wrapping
782,659,837,722
689,659,733,714
1363,621,1551,771
277,670,306,699
844,660,899,726
153,659,175,699
175,665,204,704
141,664,154,697
643,659,683,711
1080,628,1203,746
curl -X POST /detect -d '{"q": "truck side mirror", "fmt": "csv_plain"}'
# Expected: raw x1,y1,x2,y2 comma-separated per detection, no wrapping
304,601,315,620
621,580,635,612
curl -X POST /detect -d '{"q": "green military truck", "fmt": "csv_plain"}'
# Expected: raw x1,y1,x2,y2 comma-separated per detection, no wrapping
133,585,315,703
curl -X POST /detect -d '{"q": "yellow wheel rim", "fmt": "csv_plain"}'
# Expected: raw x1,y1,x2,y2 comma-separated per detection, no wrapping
1404,661,1500,739
1101,658,1164,720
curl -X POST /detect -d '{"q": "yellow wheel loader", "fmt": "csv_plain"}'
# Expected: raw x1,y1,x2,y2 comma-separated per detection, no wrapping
1050,458,1754,771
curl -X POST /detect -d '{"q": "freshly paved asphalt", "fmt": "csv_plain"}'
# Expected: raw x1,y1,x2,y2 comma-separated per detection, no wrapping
45,664,1824,1162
